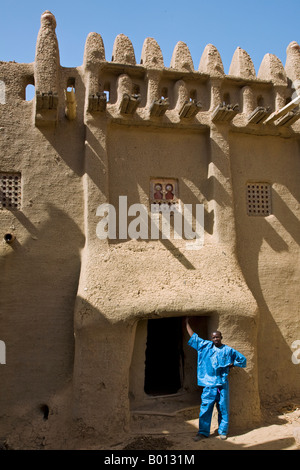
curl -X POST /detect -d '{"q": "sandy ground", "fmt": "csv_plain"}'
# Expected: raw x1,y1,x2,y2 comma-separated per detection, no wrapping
107,401,300,451
1,395,299,451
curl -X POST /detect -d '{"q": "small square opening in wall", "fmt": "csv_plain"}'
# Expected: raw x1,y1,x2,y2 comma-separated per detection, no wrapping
150,178,179,208
246,182,271,217
0,173,21,210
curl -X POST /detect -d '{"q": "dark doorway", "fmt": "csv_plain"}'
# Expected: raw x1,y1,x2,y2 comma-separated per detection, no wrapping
144,317,183,395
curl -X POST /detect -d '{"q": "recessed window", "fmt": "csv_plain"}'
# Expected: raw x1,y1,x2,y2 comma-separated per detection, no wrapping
246,182,271,217
133,84,140,95
190,89,197,101
257,95,264,107
223,92,230,105
161,87,168,99
0,173,21,210
103,82,110,102
24,76,35,101
67,77,75,89
25,84,35,101
150,178,179,208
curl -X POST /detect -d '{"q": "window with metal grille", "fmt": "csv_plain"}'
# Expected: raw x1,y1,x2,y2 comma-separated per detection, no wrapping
246,182,271,217
150,178,179,207
0,173,21,210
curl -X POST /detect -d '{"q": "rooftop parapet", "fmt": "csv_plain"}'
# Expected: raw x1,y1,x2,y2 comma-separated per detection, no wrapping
2,11,299,131
26,12,300,84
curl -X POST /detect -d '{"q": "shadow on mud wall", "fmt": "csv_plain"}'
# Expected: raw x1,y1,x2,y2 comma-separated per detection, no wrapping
0,204,85,410
236,190,300,404
36,69,86,180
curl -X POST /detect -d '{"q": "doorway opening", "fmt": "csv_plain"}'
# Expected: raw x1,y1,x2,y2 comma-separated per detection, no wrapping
129,315,211,409
144,317,183,396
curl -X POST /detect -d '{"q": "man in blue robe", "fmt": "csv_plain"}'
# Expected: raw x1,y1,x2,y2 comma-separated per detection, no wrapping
185,317,246,440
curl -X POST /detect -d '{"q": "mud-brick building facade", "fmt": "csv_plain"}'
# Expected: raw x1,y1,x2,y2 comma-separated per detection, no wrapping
0,11,300,448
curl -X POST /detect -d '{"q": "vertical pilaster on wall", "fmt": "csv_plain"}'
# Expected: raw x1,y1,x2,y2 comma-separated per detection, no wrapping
209,77,222,111
34,11,60,126
208,75,261,426
200,43,236,246
198,44,224,113
218,312,261,429
72,322,136,435
83,32,106,113
141,38,166,116
174,80,189,113
274,84,288,111
259,54,288,111
208,45,255,245
209,124,236,248
82,28,109,250
242,86,255,116
116,74,140,115
72,120,113,434
146,69,162,111
285,41,300,96
73,31,112,433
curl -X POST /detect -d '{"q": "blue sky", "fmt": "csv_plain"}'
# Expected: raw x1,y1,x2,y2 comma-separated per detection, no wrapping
1,0,300,75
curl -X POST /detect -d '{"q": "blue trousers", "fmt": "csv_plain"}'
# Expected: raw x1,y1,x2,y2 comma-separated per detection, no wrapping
198,383,229,437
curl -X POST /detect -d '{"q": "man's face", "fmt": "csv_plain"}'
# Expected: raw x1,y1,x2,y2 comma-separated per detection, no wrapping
211,332,222,347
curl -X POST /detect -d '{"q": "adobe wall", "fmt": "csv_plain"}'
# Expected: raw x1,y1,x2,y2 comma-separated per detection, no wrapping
0,11,299,448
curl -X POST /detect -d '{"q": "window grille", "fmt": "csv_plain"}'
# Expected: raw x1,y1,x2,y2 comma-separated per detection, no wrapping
246,182,271,216
0,173,21,210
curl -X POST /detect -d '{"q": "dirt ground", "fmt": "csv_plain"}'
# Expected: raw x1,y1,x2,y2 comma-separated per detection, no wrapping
107,401,300,451
1,396,299,451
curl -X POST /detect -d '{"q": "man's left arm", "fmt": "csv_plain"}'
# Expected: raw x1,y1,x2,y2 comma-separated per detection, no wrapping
230,349,247,368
